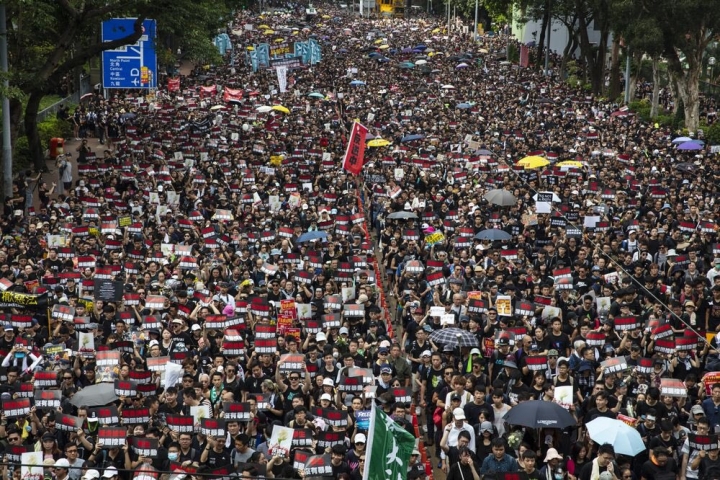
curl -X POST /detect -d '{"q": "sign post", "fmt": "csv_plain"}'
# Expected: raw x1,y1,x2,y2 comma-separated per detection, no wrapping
102,18,157,89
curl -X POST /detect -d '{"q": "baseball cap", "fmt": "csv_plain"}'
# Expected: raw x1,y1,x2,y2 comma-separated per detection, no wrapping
451,393,461,401
530,343,539,351
422,324,433,332
421,350,432,357
54,459,70,469
103,467,118,478
191,324,201,331
380,364,392,374
470,348,481,356
548,349,559,356
691,405,704,415
480,421,493,433
322,378,334,387
320,393,332,401
339,327,349,335
316,332,327,342
83,470,100,480
379,347,389,354
355,433,367,444
453,408,466,420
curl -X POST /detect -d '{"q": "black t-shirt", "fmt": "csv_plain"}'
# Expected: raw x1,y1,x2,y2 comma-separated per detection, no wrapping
699,455,720,480
586,408,617,422
547,331,571,354
242,375,269,396
579,461,616,480
422,366,445,402
205,447,232,468
640,458,677,480
332,461,352,477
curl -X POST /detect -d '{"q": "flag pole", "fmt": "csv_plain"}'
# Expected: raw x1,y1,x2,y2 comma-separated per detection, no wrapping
362,402,376,480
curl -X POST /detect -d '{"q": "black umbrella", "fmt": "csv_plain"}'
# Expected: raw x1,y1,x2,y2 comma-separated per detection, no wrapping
386,211,418,220
504,400,577,429
69,383,119,407
675,162,696,173
475,229,512,241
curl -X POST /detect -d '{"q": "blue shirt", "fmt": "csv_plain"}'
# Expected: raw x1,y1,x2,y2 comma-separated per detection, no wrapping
479,453,518,475
702,398,720,427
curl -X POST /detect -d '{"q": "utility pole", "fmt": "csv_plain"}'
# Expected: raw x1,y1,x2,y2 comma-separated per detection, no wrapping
624,47,631,104
1,5,12,201
473,0,478,40
544,16,551,75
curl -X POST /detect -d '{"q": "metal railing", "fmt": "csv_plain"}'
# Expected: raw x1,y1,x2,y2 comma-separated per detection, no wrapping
36,76,93,123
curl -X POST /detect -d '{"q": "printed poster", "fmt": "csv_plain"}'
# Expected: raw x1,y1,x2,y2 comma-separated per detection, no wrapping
495,295,512,317
268,426,294,458
553,386,573,409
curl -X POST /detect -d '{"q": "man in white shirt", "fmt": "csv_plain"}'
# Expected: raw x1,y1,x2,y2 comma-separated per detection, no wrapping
440,408,477,453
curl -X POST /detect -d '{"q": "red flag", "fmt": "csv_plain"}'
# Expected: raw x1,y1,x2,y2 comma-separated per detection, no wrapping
167,78,180,92
342,122,368,175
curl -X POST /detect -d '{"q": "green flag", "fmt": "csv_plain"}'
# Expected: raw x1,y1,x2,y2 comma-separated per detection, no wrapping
363,404,417,480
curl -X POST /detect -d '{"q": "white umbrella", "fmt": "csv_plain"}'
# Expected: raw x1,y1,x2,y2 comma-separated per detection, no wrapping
415,59,427,65
256,105,273,113
533,191,561,202
441,84,455,89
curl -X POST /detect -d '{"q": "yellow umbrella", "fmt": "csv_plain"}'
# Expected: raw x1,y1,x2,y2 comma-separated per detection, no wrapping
517,156,549,169
431,28,441,33
367,139,391,147
374,39,384,45
259,24,271,29
556,160,584,168
263,29,275,35
274,38,285,43
378,44,390,50
246,46,255,51
272,105,290,114
322,14,331,18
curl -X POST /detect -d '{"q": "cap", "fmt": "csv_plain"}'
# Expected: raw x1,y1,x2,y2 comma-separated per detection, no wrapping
316,332,327,342
357,294,369,304
412,449,421,456
355,433,367,444
577,361,593,372
148,340,159,348
470,348,481,356
320,393,333,401
54,459,71,469
42,432,56,441
191,324,201,331
451,393,461,401
83,470,101,480
421,350,432,357
103,467,118,478
666,249,678,257
379,347,389,354
452,408,466,420
339,327,349,335
422,324,433,333
544,448,563,462
480,421,493,433
322,378,334,387
548,349,559,356
685,300,696,307
691,405,704,415
530,343,539,351
380,364,393,374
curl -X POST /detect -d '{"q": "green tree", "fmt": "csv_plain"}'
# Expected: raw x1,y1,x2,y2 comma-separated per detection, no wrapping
5,0,237,171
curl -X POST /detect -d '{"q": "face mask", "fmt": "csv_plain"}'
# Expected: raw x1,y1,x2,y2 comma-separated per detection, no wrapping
168,453,179,461
555,475,564,480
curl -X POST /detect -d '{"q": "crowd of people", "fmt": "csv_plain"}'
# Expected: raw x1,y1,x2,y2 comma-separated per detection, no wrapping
1,4,720,480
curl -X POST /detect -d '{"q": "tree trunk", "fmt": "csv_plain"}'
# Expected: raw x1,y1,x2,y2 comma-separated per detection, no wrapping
675,65,701,133
669,77,680,115
559,15,579,79
536,4,549,71
609,37,621,101
24,91,44,172
650,56,661,118
628,50,643,102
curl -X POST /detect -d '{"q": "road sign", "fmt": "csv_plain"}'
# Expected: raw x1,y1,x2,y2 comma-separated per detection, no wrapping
101,18,157,89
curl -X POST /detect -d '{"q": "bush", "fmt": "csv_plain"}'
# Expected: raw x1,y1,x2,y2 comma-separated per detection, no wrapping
706,122,720,145
12,116,71,172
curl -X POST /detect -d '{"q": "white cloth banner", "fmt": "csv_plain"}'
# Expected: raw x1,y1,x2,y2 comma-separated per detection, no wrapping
276,66,288,93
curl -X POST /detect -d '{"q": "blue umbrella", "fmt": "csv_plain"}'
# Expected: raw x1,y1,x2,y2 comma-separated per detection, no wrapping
350,80,366,86
398,62,415,69
297,231,329,243
414,44,427,50
474,229,512,241
377,57,390,63
677,141,703,150
456,103,472,109
368,52,382,58
401,134,425,142
401,47,413,53
586,418,646,456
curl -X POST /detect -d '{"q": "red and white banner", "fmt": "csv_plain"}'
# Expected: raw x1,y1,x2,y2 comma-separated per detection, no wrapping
223,88,243,103
167,78,180,92
342,122,368,175
200,85,217,97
